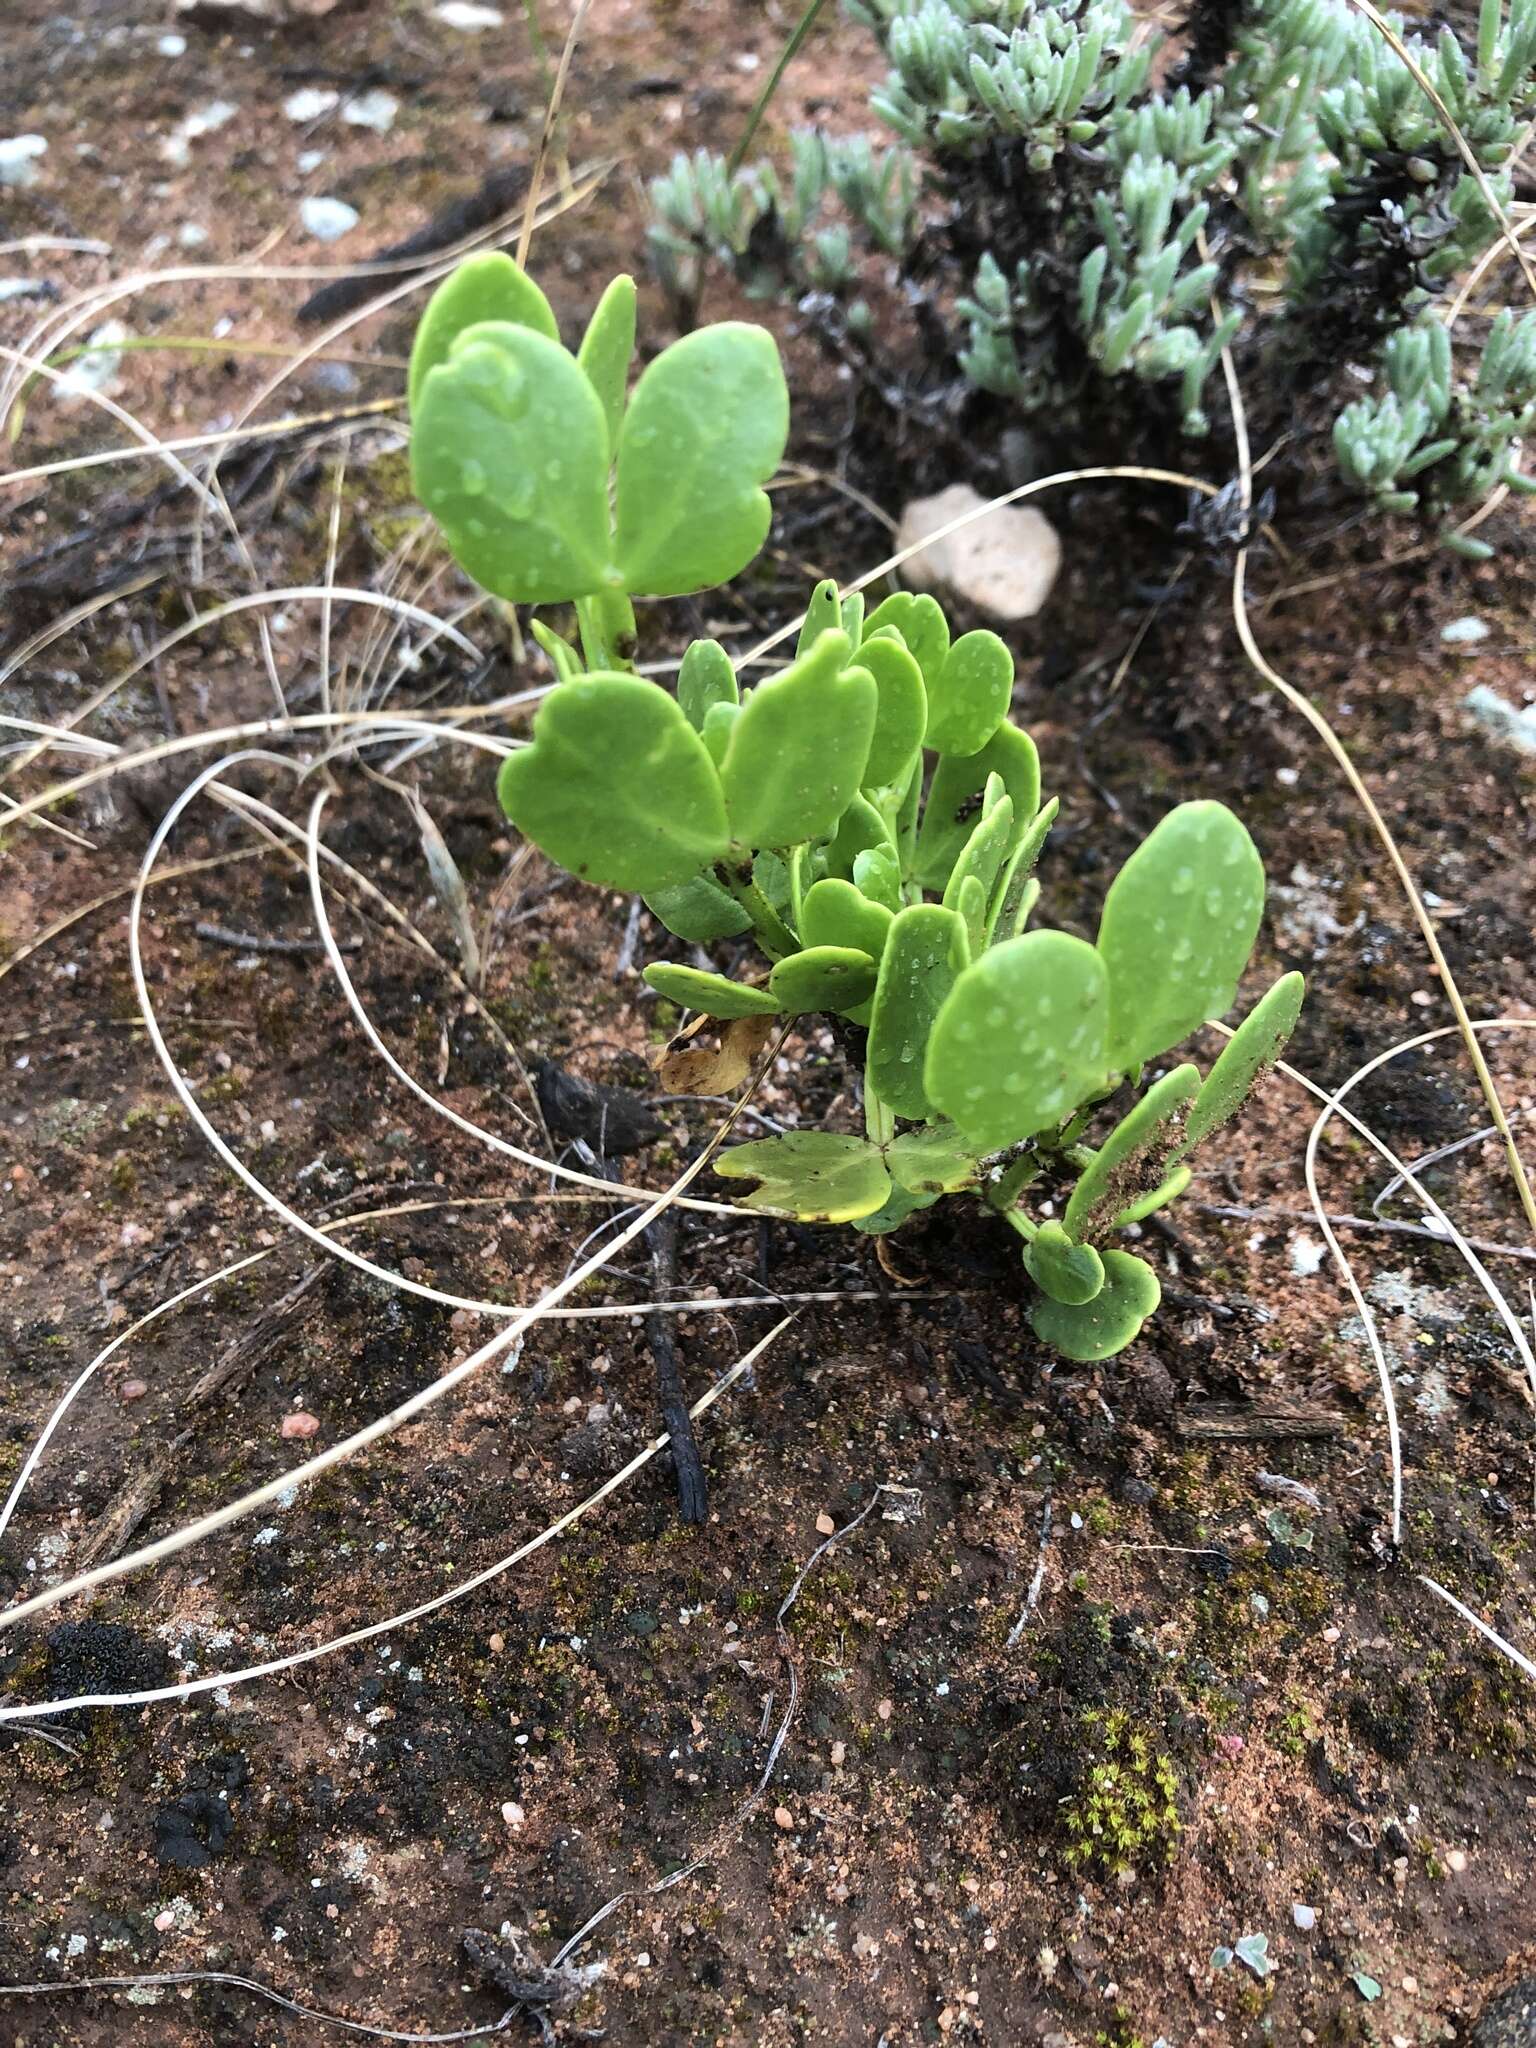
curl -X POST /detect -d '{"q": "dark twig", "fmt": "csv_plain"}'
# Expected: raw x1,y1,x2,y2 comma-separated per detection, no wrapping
645,1204,710,1525
1197,1201,1536,1267
0,1968,516,2042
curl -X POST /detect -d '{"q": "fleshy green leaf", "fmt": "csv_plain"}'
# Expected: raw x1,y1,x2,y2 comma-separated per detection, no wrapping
644,873,752,943
953,873,989,955
1062,1063,1200,1245
715,1131,891,1221
575,273,637,448
797,578,842,658
850,1184,941,1234
700,700,738,767
677,639,739,730
857,635,928,790
864,591,950,692
531,619,581,685
925,929,1109,1152
1111,1164,1192,1227
915,724,1040,891
852,846,901,911
943,789,1015,926
886,1125,981,1194
868,904,971,1120
613,323,789,597
800,877,894,963
829,793,895,880
719,631,877,848
1179,970,1305,1156
924,630,1014,756
1097,801,1266,1072
769,945,878,1015
987,795,1058,943
412,323,614,604
1029,1247,1161,1360
1023,1221,1105,1305
840,591,865,643
497,675,728,892
642,963,780,1018
407,253,558,416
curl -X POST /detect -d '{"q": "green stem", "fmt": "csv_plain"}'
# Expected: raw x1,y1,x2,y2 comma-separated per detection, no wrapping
999,1203,1038,1243
728,0,832,174
984,1150,1040,1213
574,590,638,673
864,1076,895,1146
717,862,798,960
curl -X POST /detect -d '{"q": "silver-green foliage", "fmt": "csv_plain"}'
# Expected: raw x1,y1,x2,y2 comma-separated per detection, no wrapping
650,0,1536,538
410,258,1304,1363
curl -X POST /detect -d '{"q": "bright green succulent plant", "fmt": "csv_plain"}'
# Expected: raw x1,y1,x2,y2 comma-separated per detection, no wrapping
410,256,1304,1362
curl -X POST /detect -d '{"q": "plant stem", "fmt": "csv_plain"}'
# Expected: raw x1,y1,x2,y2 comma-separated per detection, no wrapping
716,863,798,959
573,590,638,672
728,0,832,174
864,1077,895,1145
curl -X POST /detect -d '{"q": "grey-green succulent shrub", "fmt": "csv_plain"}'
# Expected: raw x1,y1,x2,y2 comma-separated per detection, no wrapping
410,255,1304,1362
648,0,1536,553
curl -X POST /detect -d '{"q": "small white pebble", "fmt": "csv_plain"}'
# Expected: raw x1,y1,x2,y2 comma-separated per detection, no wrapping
500,1801,525,1830
300,197,359,243
1292,1903,1316,1931
1446,1848,1468,1872
283,88,338,122
436,0,503,23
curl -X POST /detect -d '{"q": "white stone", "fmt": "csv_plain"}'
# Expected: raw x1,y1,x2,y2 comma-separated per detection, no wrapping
436,0,503,24
157,31,188,55
893,482,1060,623
0,136,48,188
1466,684,1536,755
1440,615,1489,644
177,222,209,249
161,100,238,167
1292,1903,1316,1931
283,87,339,122
300,196,359,243
343,89,399,133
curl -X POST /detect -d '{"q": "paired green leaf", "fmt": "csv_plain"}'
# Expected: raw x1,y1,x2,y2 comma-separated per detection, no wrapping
643,963,780,1018
924,630,1014,756
497,675,728,892
644,874,752,944
407,253,558,415
719,631,877,848
769,946,879,1015
797,577,842,658
987,795,1058,943
1097,800,1265,1072
412,323,614,604
857,635,928,789
915,723,1041,890
887,1124,981,1195
715,1131,891,1221
678,639,738,730
1178,970,1305,1156
864,591,950,692
1029,1248,1161,1361
613,324,789,596
576,273,637,447
800,877,894,962
942,786,1015,924
868,904,971,1119
925,929,1109,1151
1024,1221,1106,1305
1062,1063,1200,1245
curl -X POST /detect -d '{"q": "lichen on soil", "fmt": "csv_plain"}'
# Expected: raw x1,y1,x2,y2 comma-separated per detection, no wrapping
3,2,1536,2045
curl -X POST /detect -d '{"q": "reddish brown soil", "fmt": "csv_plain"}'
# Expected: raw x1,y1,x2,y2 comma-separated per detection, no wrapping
4,5,1536,2048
